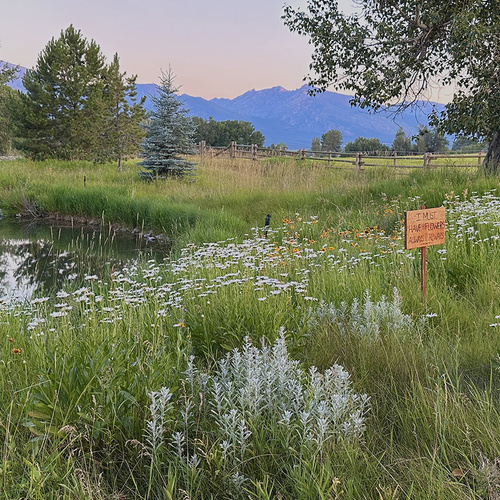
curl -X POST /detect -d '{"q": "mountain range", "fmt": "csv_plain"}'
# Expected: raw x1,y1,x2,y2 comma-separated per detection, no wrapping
6,64,442,150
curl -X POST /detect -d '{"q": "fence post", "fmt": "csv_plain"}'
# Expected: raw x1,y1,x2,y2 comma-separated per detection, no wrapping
252,144,257,161
230,141,236,159
355,152,363,170
423,153,428,169
328,152,331,167
393,150,397,169
199,141,206,156
478,151,483,166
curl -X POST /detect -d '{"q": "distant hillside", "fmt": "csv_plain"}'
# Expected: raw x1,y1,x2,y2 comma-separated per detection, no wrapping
6,64,442,150
133,84,443,150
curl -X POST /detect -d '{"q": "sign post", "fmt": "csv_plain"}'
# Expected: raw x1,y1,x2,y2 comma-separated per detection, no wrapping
404,205,445,301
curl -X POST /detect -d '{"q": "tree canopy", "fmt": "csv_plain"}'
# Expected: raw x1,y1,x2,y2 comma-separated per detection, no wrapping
14,26,145,165
99,54,146,171
16,25,107,160
321,129,342,152
452,136,486,153
415,127,449,153
283,1,500,173
344,137,388,154
193,117,265,147
391,127,413,152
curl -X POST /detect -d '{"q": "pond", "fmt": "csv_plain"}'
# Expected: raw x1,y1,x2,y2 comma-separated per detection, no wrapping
0,217,171,301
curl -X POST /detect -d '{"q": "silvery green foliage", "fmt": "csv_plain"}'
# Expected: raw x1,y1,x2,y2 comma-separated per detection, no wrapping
186,329,368,459
309,288,414,341
145,331,368,483
145,387,173,460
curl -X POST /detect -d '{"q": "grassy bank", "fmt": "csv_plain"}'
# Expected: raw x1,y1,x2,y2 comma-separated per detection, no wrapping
1,156,500,498
0,156,488,250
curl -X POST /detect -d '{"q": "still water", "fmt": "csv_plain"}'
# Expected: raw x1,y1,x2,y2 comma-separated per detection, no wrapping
0,217,170,301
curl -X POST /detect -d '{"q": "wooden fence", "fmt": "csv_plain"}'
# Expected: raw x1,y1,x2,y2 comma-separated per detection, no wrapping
197,141,485,170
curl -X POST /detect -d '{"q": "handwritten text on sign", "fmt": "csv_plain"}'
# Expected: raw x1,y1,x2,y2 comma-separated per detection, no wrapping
405,207,445,250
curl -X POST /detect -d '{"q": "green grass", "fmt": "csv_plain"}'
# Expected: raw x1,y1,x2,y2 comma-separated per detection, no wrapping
1,156,500,498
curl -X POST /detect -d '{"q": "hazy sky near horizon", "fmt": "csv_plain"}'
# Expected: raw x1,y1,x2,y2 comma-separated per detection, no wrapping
1,0,360,99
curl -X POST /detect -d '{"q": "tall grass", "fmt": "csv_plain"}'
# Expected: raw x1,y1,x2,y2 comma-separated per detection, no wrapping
1,156,500,497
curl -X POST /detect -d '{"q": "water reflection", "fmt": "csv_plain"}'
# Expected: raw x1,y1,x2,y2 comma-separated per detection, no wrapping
0,218,170,300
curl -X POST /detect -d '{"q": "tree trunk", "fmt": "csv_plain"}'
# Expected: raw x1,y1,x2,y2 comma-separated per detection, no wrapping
118,152,122,173
484,131,500,175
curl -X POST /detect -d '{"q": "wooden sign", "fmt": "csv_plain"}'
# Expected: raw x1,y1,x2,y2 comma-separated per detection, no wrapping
405,207,446,250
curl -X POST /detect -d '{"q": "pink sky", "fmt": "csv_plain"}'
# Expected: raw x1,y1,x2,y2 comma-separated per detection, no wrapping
1,0,351,99
1,1,454,102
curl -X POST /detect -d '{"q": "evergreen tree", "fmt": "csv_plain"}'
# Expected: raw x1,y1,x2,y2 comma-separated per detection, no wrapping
99,54,146,172
391,127,412,152
0,59,19,154
16,25,108,160
139,68,195,179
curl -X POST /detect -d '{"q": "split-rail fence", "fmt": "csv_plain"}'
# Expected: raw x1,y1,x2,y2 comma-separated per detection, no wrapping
197,141,485,170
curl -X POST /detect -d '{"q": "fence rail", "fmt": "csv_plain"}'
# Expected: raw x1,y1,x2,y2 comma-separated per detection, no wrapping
198,141,485,169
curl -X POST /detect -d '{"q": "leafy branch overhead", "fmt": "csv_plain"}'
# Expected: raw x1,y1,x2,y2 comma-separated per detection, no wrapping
283,0,500,173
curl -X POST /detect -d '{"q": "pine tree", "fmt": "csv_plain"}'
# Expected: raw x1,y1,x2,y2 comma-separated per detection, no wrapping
0,60,19,154
16,25,108,160
391,127,412,152
139,68,195,179
99,54,146,172
0,61,17,86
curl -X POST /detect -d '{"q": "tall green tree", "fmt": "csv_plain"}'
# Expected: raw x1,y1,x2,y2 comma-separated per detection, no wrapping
16,25,108,160
392,127,413,152
311,137,321,152
193,117,265,147
344,137,388,154
283,1,500,174
99,54,146,172
415,127,449,153
321,129,342,151
139,68,195,179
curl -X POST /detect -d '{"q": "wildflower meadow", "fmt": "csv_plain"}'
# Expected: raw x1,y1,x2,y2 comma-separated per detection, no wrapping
1,157,500,498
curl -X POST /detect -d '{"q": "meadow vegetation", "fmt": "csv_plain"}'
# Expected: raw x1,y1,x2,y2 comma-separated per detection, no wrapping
1,156,500,498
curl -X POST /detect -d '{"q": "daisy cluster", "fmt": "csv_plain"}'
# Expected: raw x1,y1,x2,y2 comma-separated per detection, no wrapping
445,189,500,244
2,191,500,333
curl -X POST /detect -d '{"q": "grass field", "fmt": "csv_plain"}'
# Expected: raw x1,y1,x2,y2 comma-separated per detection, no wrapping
1,156,500,499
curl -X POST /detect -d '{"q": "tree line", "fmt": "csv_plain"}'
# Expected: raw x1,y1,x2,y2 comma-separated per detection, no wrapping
0,26,266,178
2,5,496,175
308,127,486,155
